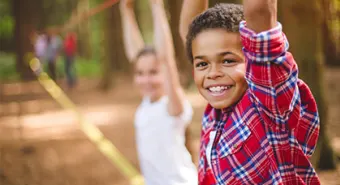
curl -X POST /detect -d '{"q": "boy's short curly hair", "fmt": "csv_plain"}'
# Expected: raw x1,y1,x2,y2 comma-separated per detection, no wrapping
186,3,244,62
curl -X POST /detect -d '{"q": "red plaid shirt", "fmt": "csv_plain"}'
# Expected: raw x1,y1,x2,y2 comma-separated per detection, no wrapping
198,22,320,185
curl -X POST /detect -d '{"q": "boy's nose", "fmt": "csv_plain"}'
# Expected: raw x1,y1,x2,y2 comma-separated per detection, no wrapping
207,65,224,80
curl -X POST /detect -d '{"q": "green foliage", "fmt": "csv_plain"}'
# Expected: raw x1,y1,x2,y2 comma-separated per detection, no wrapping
0,15,14,39
0,53,19,81
0,0,14,39
0,0,11,15
40,0,77,29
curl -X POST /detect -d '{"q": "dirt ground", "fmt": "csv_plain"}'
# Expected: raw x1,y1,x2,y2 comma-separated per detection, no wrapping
0,68,340,185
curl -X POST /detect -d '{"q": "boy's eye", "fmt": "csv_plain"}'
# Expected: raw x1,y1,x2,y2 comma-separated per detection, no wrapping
223,59,236,64
195,61,208,68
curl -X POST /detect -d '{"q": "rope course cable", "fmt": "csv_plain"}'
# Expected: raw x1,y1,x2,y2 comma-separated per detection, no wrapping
28,57,144,185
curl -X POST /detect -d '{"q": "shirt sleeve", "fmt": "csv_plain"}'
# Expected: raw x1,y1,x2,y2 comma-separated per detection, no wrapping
178,99,194,125
240,21,300,128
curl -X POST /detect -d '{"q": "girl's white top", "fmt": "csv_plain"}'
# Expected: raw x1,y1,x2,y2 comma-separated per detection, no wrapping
135,96,197,185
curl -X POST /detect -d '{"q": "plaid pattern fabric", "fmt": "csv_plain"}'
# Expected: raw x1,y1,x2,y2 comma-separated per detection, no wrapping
198,22,320,185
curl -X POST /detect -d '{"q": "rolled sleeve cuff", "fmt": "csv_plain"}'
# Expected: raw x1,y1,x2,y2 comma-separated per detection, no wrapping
239,21,289,63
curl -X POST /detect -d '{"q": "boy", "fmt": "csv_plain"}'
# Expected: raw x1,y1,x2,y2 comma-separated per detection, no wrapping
180,0,320,184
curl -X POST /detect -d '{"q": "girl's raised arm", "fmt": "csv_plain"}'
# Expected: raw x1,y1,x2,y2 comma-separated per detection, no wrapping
179,0,208,44
150,0,185,116
120,0,145,62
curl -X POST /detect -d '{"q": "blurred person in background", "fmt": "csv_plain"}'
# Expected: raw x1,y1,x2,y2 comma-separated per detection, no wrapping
120,0,197,184
45,29,62,81
30,29,47,73
63,32,77,89
32,29,47,62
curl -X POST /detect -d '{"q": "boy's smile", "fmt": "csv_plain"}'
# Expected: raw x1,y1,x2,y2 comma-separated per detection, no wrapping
192,29,248,109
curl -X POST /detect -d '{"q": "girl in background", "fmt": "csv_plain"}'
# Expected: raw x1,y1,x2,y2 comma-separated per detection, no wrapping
120,0,197,184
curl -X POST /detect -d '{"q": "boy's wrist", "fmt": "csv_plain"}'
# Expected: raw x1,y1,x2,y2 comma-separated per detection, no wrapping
244,13,277,33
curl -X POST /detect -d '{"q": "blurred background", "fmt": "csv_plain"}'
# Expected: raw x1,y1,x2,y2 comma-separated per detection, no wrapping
0,0,339,184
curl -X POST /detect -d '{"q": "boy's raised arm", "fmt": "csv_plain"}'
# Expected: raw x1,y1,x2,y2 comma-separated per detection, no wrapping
120,0,145,62
243,0,277,33
241,0,319,157
241,0,297,122
241,0,293,119
179,0,208,44
150,0,185,116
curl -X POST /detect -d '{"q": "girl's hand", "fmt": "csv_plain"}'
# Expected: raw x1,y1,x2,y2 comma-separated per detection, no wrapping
148,0,163,6
120,0,134,9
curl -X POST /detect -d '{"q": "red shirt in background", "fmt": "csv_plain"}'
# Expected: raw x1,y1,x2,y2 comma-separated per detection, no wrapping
64,32,77,56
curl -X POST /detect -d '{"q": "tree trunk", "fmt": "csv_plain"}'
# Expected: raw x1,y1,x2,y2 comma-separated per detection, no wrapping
279,0,336,170
76,0,92,59
13,0,41,80
167,0,193,88
99,1,130,91
135,0,153,44
335,0,340,57
99,2,113,90
321,0,340,66
108,3,130,73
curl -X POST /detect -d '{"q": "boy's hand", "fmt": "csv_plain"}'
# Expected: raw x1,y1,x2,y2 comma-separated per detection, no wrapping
243,0,277,33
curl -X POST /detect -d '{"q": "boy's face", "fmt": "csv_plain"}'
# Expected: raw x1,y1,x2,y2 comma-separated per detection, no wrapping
192,29,248,109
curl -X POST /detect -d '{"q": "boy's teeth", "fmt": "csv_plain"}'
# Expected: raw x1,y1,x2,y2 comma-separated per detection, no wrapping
209,86,230,92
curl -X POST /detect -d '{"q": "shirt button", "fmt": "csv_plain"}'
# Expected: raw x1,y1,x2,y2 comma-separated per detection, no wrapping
233,144,238,149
